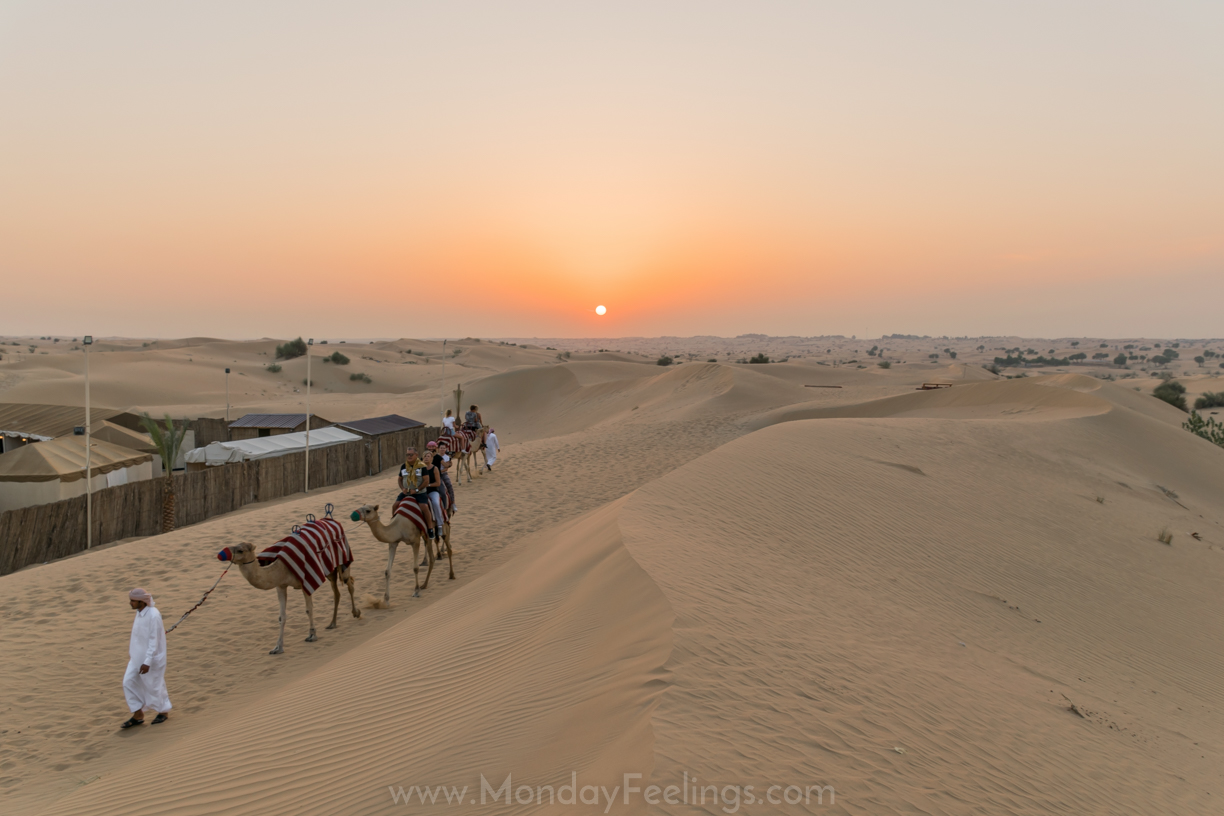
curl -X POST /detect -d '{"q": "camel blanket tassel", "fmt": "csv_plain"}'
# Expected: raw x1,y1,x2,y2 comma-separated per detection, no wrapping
164,564,231,635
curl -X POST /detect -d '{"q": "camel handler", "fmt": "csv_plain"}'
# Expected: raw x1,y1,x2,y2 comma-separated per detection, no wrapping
484,427,500,471
121,588,171,728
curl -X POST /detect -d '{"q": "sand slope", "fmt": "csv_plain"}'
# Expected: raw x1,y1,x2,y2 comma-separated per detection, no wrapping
620,377,1224,814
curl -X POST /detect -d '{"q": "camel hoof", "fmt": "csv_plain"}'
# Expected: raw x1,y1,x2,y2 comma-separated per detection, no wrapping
413,589,420,598
269,646,284,655
305,633,318,643
353,610,362,619
449,572,456,580
326,623,337,630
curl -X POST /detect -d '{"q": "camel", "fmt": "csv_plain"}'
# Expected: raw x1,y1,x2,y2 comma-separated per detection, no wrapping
444,430,485,483
220,542,361,654
351,504,455,603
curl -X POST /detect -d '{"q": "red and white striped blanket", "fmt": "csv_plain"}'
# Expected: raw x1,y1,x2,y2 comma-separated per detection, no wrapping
436,432,471,454
257,518,353,595
392,497,447,535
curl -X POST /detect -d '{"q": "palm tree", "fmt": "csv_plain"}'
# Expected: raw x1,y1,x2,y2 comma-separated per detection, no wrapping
141,413,188,533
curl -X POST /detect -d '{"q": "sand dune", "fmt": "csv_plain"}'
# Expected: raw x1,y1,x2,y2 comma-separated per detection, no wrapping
2,342,1223,814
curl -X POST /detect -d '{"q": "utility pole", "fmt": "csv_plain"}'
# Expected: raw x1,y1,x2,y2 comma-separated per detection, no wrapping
440,339,447,425
225,367,231,422
305,339,312,492
83,335,93,549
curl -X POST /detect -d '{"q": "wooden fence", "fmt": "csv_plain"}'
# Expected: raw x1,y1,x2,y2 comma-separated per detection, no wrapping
0,426,438,575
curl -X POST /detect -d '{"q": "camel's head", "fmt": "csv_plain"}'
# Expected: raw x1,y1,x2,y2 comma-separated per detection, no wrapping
350,504,380,523
217,542,257,565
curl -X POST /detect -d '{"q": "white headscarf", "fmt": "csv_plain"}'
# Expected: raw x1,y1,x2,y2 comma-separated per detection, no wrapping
129,587,155,607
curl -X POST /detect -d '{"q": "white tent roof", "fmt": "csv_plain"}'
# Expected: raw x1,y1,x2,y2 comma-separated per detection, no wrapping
184,426,360,465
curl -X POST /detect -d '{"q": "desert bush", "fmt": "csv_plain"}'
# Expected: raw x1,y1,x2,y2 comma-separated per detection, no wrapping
1153,380,1188,411
350,372,372,383
878,360,891,369
657,355,673,366
301,378,314,386
748,353,770,364
1158,528,1173,545
266,363,282,373
321,351,350,364
1193,392,1224,410
1184,412,1224,446
276,337,307,359
1114,353,1128,366
1194,356,1205,365
708,358,717,363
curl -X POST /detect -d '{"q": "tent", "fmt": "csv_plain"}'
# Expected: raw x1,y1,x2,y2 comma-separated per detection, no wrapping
0,436,154,513
89,420,158,454
184,426,361,466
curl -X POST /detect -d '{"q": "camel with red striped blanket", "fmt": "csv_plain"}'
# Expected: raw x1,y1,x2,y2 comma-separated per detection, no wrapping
350,501,455,604
438,429,484,483
218,518,361,655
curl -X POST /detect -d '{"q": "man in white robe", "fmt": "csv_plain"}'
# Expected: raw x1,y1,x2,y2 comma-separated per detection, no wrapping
484,428,500,470
122,587,171,728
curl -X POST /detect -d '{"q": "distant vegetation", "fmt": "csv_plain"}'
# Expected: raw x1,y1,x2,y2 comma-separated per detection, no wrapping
657,355,673,366
748,353,770,364
877,360,891,369
350,372,372,383
1153,380,1188,412
323,351,350,365
1194,391,1224,410
266,363,282,373
276,338,307,360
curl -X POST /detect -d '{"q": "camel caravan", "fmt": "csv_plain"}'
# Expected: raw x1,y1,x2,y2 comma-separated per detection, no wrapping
214,411,492,654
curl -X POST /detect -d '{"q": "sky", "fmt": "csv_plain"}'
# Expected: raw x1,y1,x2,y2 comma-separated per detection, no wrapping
1,1,1221,340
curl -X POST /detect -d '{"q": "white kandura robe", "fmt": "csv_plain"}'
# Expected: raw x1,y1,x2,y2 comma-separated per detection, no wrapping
485,432,500,466
124,606,172,713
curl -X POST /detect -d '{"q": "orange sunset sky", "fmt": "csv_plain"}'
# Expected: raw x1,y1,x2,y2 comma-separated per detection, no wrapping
1,1,1221,339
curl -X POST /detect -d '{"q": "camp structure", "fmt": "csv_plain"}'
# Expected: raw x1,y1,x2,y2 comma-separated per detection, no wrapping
0,403,143,453
0,435,154,513
227,413,333,441
184,426,361,468
334,414,424,437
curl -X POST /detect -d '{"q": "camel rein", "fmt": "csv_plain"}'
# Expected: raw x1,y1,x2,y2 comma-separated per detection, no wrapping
164,563,232,635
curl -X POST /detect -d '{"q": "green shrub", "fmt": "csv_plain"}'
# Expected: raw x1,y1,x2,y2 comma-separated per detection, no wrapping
276,337,307,359
1193,392,1224,410
1184,412,1224,446
707,358,717,363
1194,356,1205,365
748,353,770,364
1114,354,1128,366
1153,380,1188,412
878,360,891,369
350,372,372,383
266,363,282,373
327,351,350,365
657,355,673,366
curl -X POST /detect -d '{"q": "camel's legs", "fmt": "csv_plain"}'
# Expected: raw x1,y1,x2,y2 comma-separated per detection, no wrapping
326,572,340,629
385,541,399,603
418,532,436,592
443,526,456,580
341,565,360,619
303,590,318,642
271,585,288,655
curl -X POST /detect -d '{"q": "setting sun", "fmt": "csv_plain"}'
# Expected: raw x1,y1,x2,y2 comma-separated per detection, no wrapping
595,305,607,316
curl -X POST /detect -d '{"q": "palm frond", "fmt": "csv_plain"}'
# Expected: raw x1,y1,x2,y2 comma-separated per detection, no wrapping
141,412,189,472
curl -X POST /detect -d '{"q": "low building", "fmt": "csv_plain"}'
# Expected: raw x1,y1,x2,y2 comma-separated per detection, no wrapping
0,436,153,513
334,414,424,437
227,413,333,441
184,426,360,467
0,403,143,453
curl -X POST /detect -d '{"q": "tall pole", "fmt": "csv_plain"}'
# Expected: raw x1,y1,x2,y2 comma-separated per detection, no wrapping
305,339,312,492
439,339,447,424
83,335,93,549
225,367,231,421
